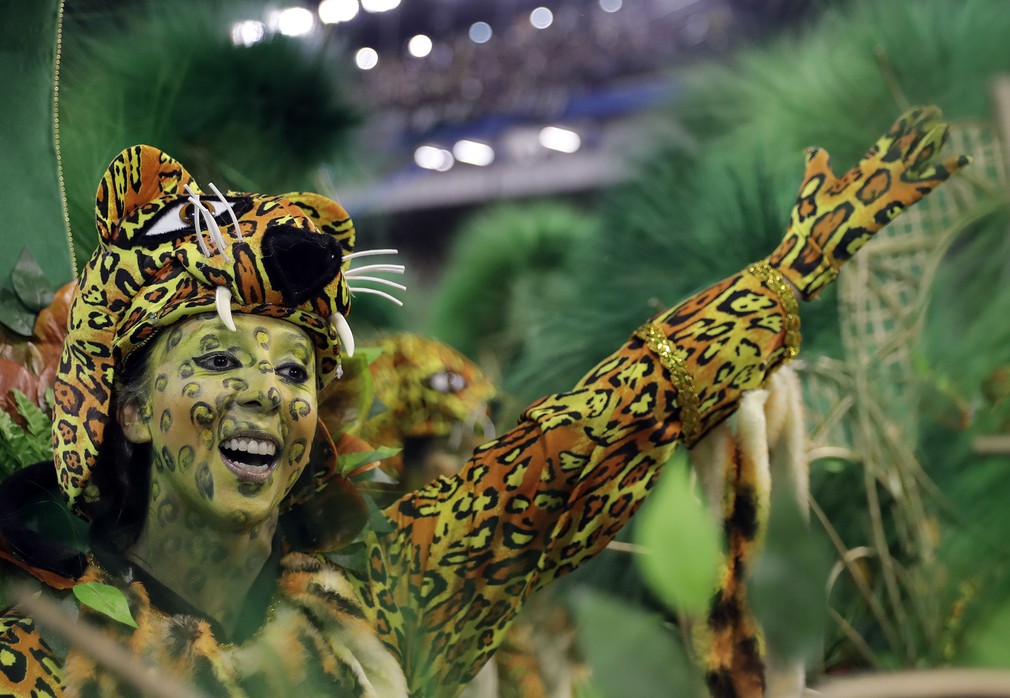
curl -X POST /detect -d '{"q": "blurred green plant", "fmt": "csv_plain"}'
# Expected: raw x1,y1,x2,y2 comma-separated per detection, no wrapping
60,0,363,269
634,452,721,616
570,588,703,698
0,249,56,339
0,389,53,478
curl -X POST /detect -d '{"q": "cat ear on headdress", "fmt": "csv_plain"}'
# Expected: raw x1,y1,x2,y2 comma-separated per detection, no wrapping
95,145,196,243
280,192,356,266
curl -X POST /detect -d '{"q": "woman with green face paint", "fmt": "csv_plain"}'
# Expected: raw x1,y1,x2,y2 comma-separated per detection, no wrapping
116,314,320,637
0,110,968,697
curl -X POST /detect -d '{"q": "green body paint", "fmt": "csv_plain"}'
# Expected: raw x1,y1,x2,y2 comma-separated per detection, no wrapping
122,314,318,634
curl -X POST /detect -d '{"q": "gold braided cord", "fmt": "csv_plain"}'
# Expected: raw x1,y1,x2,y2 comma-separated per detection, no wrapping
746,261,801,361
53,0,76,276
633,322,701,442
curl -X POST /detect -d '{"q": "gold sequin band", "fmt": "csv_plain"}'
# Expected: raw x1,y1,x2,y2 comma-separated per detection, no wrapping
746,261,801,361
633,322,701,442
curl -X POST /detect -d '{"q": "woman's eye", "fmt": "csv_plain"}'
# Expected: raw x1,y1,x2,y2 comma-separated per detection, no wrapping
277,363,309,384
195,353,240,371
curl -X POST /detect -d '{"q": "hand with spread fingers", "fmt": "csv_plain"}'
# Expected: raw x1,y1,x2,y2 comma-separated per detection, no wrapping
769,106,971,300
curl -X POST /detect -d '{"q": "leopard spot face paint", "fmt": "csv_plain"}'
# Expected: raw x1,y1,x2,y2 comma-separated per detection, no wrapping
196,464,214,500
191,402,215,427
200,336,222,353
178,446,194,471
166,327,183,351
138,313,318,531
288,398,312,421
161,446,176,472
223,377,248,392
255,328,270,349
157,499,179,525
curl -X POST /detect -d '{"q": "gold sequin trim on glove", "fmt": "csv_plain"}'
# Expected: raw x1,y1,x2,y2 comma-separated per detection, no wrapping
746,261,801,361
634,322,701,442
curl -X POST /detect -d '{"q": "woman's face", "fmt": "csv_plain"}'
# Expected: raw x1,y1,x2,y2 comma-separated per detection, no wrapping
123,314,318,529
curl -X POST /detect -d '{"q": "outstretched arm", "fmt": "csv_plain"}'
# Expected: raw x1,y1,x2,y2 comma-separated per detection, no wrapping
349,107,968,696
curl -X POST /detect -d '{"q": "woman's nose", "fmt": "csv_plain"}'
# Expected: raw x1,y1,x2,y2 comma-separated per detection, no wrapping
236,370,282,412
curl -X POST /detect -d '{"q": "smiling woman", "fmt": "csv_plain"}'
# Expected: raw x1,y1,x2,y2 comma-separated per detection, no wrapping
112,315,319,637
0,109,969,698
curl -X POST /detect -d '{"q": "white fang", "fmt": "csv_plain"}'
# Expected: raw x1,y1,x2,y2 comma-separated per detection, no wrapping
216,286,236,331
330,313,355,357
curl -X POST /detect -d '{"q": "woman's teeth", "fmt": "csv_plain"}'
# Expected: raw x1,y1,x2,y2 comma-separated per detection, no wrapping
221,437,277,456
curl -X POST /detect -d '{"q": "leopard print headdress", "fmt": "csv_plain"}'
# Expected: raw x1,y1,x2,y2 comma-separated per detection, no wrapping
52,145,399,513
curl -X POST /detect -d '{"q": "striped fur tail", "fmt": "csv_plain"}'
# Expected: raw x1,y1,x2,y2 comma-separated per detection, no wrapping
689,366,807,698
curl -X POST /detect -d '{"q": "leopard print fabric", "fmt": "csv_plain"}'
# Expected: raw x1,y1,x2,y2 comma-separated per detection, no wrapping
346,269,795,695
0,615,62,697
769,106,969,299
356,333,496,477
57,553,407,697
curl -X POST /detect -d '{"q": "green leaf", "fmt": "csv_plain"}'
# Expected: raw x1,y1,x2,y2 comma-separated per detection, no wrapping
750,491,830,663
323,542,368,574
571,589,702,697
0,288,37,337
351,465,397,485
366,396,388,421
337,446,401,476
362,493,394,534
0,409,32,468
356,346,385,366
73,582,139,628
13,389,50,436
11,247,54,312
634,451,722,615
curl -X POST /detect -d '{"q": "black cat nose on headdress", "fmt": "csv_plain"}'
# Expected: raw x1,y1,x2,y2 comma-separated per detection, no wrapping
263,225,345,306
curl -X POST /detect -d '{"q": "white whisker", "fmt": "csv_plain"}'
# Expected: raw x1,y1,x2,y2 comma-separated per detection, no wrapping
349,287,404,306
345,264,405,276
344,248,398,260
201,206,231,262
345,275,406,291
184,185,212,257
209,182,244,242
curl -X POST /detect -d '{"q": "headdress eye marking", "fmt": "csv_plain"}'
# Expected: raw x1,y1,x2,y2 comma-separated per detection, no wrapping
139,197,237,244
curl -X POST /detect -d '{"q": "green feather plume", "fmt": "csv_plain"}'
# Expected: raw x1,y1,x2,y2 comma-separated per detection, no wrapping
59,1,362,269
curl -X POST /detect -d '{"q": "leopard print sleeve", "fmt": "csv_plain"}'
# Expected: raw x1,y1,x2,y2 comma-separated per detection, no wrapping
0,613,63,697
345,267,796,696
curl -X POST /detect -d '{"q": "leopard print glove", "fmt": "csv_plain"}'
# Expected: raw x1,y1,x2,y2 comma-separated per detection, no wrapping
769,106,971,300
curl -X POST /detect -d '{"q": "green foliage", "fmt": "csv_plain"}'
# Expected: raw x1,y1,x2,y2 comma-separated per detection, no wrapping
634,452,722,615
0,389,54,477
361,493,395,535
427,201,597,396
0,0,75,291
570,588,702,697
502,0,1010,674
751,492,831,663
512,0,1010,406
0,247,58,337
60,0,363,268
338,446,402,477
73,582,139,629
